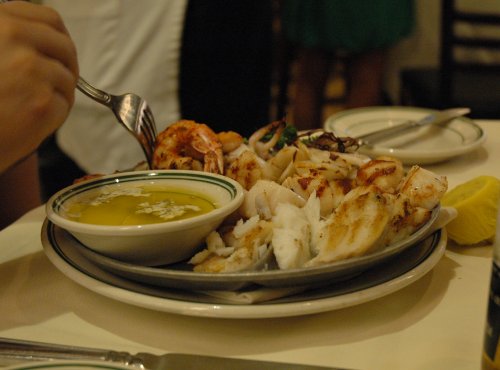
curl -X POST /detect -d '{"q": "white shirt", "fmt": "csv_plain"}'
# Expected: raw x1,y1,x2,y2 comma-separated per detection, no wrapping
43,0,188,173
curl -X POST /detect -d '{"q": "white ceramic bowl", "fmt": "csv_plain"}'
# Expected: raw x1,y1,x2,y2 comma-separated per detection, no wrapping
46,170,244,266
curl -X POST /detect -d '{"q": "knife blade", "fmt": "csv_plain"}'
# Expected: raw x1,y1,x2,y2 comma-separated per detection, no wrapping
356,107,470,146
0,337,351,370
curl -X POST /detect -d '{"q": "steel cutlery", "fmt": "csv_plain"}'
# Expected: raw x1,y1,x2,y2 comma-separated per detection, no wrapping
0,337,350,370
356,107,470,146
76,77,158,169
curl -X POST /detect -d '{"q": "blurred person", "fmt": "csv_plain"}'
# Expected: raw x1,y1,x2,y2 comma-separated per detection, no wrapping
282,0,414,130
180,0,273,137
40,0,273,200
0,1,78,228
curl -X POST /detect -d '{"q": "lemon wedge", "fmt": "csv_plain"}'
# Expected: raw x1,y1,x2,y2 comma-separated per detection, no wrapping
441,175,500,245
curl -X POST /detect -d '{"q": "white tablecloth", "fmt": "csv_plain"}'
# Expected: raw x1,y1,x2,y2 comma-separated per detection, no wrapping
1,120,499,370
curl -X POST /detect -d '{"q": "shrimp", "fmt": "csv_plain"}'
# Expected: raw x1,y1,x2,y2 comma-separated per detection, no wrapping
152,120,224,174
217,131,244,154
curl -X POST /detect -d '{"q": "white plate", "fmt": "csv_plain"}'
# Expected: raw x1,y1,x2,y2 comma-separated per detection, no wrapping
5,360,132,370
42,220,447,319
324,106,486,164
64,207,440,291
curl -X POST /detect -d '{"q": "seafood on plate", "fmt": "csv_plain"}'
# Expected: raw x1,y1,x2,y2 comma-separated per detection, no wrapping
77,118,448,272
166,119,449,273
152,120,224,174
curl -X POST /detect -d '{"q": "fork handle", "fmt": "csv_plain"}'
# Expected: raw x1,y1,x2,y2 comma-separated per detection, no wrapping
0,337,144,368
77,77,112,106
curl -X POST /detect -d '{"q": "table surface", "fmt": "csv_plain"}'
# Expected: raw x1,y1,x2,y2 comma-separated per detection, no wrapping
1,120,499,370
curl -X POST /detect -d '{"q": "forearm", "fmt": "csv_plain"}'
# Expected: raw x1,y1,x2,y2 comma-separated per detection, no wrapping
0,153,41,229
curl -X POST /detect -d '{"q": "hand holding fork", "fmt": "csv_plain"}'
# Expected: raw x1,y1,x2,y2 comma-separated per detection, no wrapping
0,0,158,169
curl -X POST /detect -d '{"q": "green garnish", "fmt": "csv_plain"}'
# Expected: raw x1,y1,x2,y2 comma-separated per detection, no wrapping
260,124,298,150
275,125,298,149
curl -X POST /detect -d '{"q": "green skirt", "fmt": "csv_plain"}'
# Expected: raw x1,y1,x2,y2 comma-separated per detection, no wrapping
282,0,414,53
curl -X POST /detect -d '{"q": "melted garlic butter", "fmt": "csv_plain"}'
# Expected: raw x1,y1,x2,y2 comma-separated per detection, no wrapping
63,185,216,226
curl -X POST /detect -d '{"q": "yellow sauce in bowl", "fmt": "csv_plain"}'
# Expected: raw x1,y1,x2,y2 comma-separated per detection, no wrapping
63,185,216,226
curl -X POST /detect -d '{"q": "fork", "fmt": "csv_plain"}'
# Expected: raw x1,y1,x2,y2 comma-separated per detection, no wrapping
77,77,158,169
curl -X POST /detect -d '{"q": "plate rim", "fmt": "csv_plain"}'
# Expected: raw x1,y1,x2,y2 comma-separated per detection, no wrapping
4,360,133,370
60,206,440,291
41,220,447,319
323,106,486,163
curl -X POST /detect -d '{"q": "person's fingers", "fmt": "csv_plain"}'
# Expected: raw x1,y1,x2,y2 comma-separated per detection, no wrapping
7,71,71,131
47,59,76,107
1,35,76,108
0,80,71,173
25,50,77,107
1,1,70,34
15,21,78,79
0,2,79,78
43,90,72,131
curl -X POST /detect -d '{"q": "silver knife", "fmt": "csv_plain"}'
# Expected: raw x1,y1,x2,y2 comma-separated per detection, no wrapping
0,337,351,370
356,107,471,146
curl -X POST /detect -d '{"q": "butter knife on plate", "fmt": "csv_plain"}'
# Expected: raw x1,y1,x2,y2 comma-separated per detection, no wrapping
0,337,351,370
355,107,470,146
